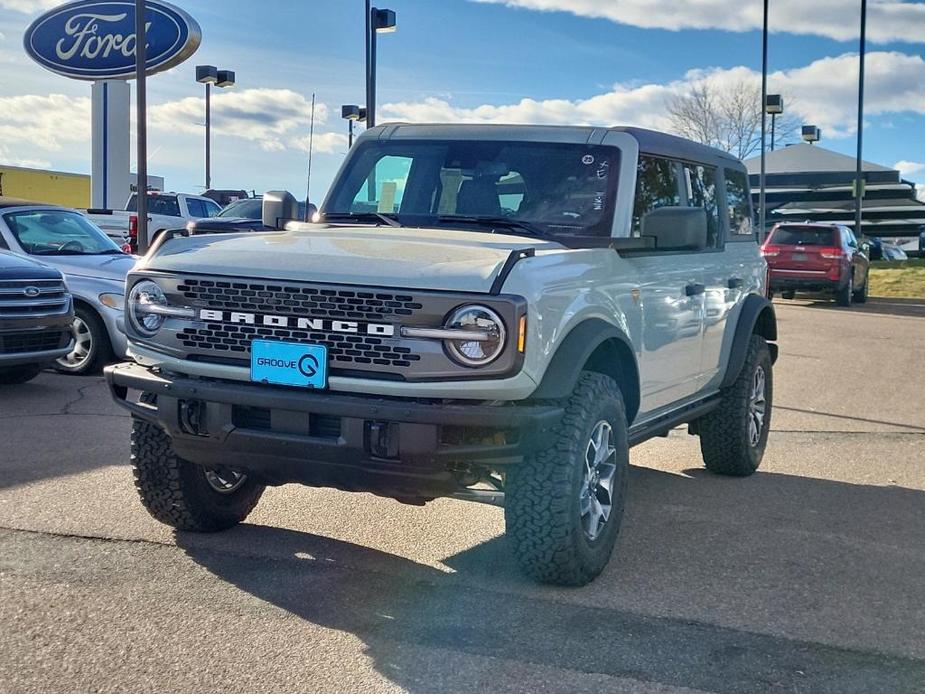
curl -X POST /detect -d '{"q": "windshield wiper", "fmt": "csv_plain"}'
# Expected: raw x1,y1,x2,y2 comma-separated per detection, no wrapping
323,211,402,228
437,215,546,238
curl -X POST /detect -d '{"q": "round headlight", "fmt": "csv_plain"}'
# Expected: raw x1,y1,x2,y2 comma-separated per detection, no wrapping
128,280,168,337
444,305,506,367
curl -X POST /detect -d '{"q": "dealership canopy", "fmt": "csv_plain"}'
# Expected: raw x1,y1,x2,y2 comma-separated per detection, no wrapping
746,144,925,238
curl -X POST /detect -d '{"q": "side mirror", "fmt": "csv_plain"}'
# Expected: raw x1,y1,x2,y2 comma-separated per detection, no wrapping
641,206,708,251
262,190,299,229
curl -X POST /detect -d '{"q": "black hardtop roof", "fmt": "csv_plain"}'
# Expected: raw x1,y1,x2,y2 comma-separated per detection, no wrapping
368,123,746,171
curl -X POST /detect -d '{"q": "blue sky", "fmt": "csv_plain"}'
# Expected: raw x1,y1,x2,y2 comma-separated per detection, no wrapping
1,0,924,202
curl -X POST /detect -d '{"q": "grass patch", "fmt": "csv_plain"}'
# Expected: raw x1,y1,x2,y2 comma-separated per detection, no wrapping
869,259,925,299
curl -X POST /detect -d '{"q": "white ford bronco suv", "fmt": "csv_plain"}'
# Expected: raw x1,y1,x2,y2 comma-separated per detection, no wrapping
106,125,777,586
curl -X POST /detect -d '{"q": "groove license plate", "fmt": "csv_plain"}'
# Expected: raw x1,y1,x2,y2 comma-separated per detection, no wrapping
250,340,328,389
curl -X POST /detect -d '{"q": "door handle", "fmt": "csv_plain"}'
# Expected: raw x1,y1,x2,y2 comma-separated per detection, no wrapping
727,277,744,289
685,283,706,296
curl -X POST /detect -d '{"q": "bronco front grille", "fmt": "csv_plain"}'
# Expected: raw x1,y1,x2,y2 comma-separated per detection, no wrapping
175,279,423,321
178,323,422,368
152,274,523,381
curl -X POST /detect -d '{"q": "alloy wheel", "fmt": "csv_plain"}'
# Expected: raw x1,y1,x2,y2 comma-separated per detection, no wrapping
56,315,93,371
579,420,618,541
204,468,248,494
748,365,767,447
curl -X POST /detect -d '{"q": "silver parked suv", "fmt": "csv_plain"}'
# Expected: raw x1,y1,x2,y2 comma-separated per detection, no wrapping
106,125,777,585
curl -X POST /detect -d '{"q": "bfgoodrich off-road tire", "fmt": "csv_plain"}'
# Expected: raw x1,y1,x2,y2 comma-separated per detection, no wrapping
698,334,772,477
505,372,630,586
131,395,265,532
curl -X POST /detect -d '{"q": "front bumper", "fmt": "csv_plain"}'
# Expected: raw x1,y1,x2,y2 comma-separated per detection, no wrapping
105,361,563,500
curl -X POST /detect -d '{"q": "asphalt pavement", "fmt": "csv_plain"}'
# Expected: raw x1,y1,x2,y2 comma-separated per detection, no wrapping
1,299,923,694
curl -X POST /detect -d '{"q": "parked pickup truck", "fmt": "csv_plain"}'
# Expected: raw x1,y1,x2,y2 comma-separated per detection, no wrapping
0,248,74,385
85,192,222,251
106,124,777,586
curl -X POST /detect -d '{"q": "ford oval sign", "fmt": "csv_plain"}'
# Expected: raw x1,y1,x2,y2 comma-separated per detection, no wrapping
23,0,201,81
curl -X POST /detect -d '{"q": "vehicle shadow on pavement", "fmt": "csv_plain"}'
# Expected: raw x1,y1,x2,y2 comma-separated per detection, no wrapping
782,297,925,318
174,465,925,693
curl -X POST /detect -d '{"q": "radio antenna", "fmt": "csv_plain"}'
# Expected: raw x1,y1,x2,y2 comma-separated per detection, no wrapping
304,92,315,221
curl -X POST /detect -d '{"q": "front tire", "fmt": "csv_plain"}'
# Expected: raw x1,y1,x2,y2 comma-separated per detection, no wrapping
131,395,264,532
55,306,113,375
697,335,772,477
505,372,630,586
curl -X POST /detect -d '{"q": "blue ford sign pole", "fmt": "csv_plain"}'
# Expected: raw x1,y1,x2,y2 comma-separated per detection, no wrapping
135,0,149,254
23,0,201,243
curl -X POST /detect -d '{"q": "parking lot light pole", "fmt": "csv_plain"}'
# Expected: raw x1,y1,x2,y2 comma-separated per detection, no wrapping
765,94,783,151
365,3,396,129
855,0,868,238
759,0,769,241
135,0,148,255
341,105,367,148
196,65,235,190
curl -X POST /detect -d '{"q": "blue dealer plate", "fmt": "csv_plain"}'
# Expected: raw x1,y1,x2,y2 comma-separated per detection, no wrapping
250,340,328,389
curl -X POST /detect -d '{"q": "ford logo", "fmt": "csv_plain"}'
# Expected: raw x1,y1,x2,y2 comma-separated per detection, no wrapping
23,0,201,81
23,286,42,298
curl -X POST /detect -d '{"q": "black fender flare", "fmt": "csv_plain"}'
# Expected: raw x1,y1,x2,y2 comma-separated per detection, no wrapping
530,319,640,423
720,294,778,389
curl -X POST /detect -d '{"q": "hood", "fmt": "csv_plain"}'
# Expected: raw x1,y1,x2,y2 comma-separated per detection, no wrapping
142,225,564,293
0,250,62,279
39,253,137,282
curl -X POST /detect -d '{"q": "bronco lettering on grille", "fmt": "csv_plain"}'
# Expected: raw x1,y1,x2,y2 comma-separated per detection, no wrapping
198,309,396,337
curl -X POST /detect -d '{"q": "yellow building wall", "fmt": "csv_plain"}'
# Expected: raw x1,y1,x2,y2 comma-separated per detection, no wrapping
0,166,91,208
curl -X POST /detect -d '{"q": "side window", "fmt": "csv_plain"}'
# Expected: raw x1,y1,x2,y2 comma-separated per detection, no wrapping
632,156,681,236
351,155,413,214
683,163,720,248
185,199,207,218
725,168,754,238
203,200,222,218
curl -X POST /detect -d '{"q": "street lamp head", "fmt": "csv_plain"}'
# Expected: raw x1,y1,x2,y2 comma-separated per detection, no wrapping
342,104,361,120
216,70,235,88
765,94,784,115
196,65,218,84
802,125,822,143
372,8,397,33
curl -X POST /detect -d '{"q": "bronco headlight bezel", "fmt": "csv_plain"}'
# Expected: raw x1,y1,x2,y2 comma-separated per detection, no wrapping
442,304,507,367
127,279,195,337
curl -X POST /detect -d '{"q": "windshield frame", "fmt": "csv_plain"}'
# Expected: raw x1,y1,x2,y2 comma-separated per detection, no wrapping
323,139,622,248
3,208,126,257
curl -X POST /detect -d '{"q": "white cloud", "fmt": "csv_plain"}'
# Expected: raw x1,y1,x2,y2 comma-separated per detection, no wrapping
0,0,59,13
382,51,925,143
895,160,925,177
0,93,90,153
473,0,925,43
292,132,350,156
148,88,329,153
0,144,50,168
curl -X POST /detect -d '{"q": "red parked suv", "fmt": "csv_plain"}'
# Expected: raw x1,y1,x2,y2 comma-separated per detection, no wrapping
762,223,870,306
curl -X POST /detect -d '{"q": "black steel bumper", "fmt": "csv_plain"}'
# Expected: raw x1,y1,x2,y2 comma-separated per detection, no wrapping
104,362,562,499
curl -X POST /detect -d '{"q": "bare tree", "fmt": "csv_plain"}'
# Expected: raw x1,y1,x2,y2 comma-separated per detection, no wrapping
666,81,800,160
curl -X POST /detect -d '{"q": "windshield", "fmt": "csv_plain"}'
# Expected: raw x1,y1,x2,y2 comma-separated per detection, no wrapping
324,140,620,242
218,198,263,219
4,209,124,256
